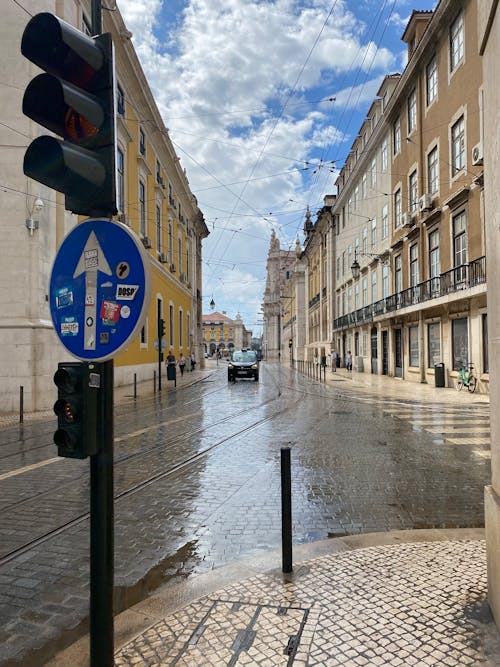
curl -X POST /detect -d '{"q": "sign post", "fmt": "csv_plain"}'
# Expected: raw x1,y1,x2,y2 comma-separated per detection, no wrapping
49,219,150,667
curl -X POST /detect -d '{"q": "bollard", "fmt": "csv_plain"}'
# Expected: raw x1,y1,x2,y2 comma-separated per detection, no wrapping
281,447,293,573
133,373,137,400
154,370,156,394
19,385,24,424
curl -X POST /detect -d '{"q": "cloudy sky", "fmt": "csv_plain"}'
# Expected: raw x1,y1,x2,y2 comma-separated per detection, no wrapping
117,0,436,335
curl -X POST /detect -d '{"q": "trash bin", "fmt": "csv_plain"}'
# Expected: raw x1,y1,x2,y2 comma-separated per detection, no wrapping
434,362,445,387
167,363,176,381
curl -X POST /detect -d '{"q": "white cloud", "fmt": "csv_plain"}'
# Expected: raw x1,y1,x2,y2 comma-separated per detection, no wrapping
116,0,405,333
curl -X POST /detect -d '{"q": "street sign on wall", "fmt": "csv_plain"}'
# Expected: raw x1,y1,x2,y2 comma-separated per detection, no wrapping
50,219,151,361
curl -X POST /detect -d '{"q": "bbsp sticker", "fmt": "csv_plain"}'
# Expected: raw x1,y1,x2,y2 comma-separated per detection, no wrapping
116,284,139,300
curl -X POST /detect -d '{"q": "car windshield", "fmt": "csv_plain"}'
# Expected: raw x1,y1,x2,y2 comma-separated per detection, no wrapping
232,350,257,363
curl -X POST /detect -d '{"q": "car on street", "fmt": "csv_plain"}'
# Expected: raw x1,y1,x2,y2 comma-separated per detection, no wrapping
228,349,259,382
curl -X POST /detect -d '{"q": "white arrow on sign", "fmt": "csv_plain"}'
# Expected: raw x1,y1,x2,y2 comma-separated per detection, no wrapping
73,231,112,350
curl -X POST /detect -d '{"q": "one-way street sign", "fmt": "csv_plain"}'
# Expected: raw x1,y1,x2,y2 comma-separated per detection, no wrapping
50,219,151,361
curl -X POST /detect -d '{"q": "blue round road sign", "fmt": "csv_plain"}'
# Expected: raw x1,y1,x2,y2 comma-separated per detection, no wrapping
50,219,151,361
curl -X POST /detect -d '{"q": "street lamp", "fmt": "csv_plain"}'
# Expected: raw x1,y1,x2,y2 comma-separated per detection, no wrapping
351,250,390,279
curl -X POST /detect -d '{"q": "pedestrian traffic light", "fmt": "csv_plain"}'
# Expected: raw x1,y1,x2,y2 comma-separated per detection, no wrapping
158,318,166,339
53,362,100,458
21,12,116,217
288,339,293,348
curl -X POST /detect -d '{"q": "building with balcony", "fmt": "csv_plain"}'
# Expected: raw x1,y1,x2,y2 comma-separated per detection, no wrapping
333,0,486,391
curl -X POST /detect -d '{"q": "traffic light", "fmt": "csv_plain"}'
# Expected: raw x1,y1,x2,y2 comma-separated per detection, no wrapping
53,362,100,458
21,13,116,217
158,318,166,339
288,339,293,348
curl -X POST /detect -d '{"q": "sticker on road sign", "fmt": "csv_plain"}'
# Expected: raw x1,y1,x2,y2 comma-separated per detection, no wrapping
100,300,120,323
61,318,79,336
120,305,131,319
116,262,130,279
55,287,73,308
116,284,139,300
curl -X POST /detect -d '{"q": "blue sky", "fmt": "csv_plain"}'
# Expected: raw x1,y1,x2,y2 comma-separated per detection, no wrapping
118,0,437,335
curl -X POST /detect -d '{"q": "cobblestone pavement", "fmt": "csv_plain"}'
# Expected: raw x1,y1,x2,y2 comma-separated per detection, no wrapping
0,363,492,665
50,531,500,666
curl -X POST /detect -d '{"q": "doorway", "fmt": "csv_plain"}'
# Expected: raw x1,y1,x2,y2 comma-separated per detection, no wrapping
370,327,378,374
394,328,403,378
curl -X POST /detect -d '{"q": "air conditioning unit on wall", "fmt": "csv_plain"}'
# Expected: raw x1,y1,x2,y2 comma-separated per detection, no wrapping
159,253,168,263
472,142,483,166
401,212,413,228
141,236,152,249
419,194,432,212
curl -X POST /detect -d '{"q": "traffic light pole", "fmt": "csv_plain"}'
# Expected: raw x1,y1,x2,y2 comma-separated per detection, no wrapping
90,361,114,666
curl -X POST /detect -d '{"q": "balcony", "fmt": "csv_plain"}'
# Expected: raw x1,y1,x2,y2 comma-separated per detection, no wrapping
333,256,486,330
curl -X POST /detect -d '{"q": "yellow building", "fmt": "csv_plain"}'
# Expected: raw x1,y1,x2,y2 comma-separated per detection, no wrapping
101,3,208,383
202,312,252,356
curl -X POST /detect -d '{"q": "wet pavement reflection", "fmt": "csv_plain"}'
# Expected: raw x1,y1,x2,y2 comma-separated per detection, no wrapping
0,361,490,665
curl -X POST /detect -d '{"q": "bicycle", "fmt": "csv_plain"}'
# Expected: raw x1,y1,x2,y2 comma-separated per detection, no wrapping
456,364,477,393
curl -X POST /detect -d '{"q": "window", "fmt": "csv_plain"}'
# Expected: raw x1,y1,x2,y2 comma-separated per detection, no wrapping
427,146,439,194
453,210,467,282
452,317,468,371
450,11,464,72
362,277,368,306
362,173,367,199
139,128,146,156
426,55,438,105
409,243,419,287
117,85,125,116
140,324,146,345
371,271,377,304
117,148,125,214
393,117,401,155
381,139,388,172
451,115,465,176
428,323,441,368
156,205,161,252
169,304,174,346
409,170,418,213
382,264,389,298
429,228,440,294
371,218,377,248
409,326,419,366
382,204,388,240
354,282,360,309
362,227,368,254
179,310,183,347
178,237,183,273
394,254,402,293
348,244,353,271
354,185,359,209
156,160,162,185
370,157,377,187
168,220,173,262
139,180,146,237
407,88,417,134
342,251,346,276
394,189,402,228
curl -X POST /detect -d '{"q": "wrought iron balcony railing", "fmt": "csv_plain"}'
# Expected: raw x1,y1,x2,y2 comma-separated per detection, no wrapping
333,256,485,331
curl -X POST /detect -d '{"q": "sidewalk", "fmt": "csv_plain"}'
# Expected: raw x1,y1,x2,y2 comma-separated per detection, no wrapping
46,528,500,666
322,366,490,405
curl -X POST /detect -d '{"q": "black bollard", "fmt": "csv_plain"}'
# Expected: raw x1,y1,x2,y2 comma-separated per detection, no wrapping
133,373,137,400
154,370,156,394
281,447,293,573
19,386,24,424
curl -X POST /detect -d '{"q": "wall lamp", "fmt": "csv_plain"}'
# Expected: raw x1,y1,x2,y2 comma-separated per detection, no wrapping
351,250,390,279
26,197,44,235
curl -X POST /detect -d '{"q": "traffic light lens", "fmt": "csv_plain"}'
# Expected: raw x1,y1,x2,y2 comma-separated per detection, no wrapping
54,398,76,422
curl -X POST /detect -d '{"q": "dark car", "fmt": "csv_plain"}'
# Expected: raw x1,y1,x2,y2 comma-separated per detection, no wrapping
228,349,259,382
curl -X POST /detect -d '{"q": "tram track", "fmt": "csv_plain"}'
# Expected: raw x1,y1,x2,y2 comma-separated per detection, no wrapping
0,383,303,567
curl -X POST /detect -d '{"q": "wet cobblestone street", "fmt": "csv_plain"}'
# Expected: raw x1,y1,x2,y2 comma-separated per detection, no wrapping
0,362,491,665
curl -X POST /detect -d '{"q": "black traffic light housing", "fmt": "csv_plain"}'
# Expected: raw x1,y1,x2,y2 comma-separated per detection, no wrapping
21,13,116,217
53,362,101,458
288,339,293,348
158,318,166,339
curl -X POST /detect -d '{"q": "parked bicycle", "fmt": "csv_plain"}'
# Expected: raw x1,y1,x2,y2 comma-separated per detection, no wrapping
456,364,477,393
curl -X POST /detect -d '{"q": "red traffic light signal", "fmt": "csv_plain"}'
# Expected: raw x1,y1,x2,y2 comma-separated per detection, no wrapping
53,362,100,458
21,13,116,217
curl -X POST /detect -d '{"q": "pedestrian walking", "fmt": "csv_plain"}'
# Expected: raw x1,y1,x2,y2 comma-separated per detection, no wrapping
330,350,337,372
190,353,196,371
346,350,353,372
178,354,186,376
